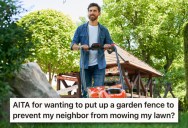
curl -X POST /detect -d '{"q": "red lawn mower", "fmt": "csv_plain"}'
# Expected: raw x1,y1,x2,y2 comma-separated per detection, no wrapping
80,43,127,98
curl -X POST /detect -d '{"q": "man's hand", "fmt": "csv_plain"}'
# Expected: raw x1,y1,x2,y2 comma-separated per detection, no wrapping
104,44,112,50
80,45,89,51
72,44,89,51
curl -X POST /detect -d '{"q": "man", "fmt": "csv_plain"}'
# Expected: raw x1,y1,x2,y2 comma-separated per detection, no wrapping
71,3,113,97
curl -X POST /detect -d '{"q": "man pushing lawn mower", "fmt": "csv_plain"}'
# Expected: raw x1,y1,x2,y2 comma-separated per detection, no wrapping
71,3,127,98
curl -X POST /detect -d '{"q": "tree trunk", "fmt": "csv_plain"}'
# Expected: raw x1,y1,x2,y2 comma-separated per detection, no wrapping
183,22,188,109
48,63,52,85
164,55,174,73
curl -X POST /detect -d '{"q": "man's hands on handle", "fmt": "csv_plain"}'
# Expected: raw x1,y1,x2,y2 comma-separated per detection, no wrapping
72,43,114,51
72,44,89,51
80,45,89,51
104,44,112,50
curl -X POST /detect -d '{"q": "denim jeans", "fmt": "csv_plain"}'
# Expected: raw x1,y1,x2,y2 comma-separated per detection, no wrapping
80,65,105,97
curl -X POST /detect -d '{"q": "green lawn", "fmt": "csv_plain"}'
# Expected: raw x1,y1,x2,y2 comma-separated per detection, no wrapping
1,112,188,128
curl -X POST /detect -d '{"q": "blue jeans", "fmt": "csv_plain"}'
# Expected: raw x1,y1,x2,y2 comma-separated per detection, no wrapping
80,65,105,97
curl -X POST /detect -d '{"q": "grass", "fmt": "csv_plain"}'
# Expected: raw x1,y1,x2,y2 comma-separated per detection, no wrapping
1,112,188,128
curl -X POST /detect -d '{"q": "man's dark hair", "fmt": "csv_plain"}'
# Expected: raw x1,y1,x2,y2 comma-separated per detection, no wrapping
88,3,101,12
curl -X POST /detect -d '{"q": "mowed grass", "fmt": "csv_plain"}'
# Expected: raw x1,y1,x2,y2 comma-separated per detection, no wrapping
1,112,188,128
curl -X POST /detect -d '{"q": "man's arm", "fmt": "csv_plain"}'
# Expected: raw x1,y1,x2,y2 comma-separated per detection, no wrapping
71,26,89,51
104,28,113,50
71,27,80,50
72,44,81,50
105,28,113,44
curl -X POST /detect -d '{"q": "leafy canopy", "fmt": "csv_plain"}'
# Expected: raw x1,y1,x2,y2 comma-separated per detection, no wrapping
18,9,79,83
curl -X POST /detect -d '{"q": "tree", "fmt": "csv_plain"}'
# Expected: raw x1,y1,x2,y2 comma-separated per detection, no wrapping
0,0,33,117
99,0,188,100
100,0,188,73
183,22,188,108
18,9,79,84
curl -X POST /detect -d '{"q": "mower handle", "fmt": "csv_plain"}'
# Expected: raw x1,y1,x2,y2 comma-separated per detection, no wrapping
88,43,115,52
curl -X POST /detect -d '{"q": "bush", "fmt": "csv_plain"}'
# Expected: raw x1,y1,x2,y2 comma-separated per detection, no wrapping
0,0,33,118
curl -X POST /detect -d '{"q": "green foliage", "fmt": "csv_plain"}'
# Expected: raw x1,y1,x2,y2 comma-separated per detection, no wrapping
162,58,185,86
183,21,188,109
0,0,33,117
101,0,187,71
100,0,188,99
0,80,10,106
18,9,79,83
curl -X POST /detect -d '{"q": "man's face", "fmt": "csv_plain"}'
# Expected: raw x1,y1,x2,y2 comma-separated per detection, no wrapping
88,6,100,21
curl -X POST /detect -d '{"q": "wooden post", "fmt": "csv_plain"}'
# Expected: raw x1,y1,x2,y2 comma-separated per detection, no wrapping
140,79,146,96
138,71,141,97
121,66,132,92
149,75,153,97
163,82,175,98
56,72,81,98
57,74,61,90
153,80,156,98
145,76,152,97
77,73,81,98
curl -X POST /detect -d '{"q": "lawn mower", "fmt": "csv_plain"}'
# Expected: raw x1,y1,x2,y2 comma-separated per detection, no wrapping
80,43,127,98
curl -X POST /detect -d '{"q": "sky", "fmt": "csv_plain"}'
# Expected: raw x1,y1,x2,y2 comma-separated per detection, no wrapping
20,0,103,22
